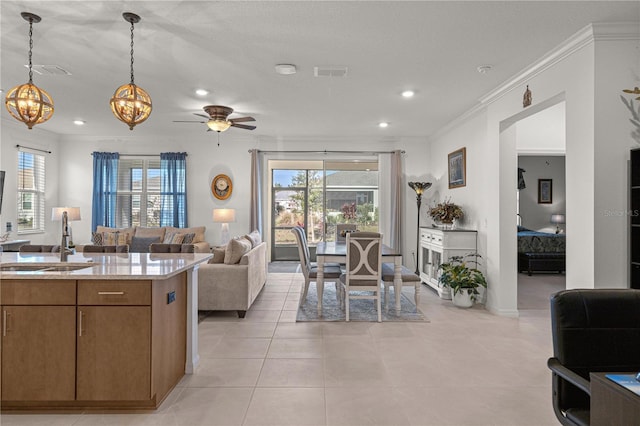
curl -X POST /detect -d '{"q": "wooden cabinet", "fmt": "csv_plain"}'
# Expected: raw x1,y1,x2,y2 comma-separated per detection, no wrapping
1,280,76,401
1,274,186,409
631,148,640,289
418,227,477,298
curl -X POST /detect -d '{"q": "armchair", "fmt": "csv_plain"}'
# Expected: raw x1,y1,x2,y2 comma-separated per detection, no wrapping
548,289,640,426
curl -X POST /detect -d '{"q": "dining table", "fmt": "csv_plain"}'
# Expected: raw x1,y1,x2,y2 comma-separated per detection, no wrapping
315,241,404,312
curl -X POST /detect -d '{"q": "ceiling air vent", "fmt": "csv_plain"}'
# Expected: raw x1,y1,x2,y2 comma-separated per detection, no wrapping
314,66,348,77
26,65,72,75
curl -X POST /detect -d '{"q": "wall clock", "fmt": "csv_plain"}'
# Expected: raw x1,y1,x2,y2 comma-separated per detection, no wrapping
212,174,233,200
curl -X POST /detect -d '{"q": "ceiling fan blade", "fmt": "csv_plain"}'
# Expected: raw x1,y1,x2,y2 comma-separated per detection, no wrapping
231,123,256,130
194,113,211,119
230,116,255,123
173,120,207,123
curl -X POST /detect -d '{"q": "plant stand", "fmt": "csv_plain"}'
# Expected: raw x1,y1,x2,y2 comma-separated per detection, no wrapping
451,289,474,308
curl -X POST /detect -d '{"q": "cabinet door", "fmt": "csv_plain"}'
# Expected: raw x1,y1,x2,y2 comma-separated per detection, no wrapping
77,306,151,401
1,306,76,401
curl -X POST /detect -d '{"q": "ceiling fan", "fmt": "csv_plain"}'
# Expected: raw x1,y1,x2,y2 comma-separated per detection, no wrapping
174,105,256,132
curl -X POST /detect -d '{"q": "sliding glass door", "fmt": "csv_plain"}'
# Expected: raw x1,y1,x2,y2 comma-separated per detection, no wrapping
270,159,378,261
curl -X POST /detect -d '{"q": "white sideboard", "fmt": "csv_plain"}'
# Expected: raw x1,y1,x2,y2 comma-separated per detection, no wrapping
418,227,477,298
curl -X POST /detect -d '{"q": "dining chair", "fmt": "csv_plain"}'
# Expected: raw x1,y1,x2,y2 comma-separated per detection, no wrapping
19,244,61,253
381,262,421,311
291,226,342,307
83,244,130,253
149,243,195,253
339,232,383,322
336,224,357,243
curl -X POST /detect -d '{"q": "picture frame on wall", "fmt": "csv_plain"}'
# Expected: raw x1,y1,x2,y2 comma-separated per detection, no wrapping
538,179,552,204
448,147,466,189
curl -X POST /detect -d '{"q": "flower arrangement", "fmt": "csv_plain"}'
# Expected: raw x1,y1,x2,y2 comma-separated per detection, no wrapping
428,199,463,224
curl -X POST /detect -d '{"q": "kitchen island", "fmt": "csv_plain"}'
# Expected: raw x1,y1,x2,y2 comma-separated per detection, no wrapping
0,251,212,410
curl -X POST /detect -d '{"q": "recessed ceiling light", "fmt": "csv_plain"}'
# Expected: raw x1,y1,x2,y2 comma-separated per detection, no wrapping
378,122,389,128
401,90,415,98
275,64,297,75
195,89,209,96
73,120,85,126
477,65,492,74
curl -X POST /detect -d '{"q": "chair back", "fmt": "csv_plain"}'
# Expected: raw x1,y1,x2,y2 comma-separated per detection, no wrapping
83,245,129,253
336,224,358,243
345,232,382,286
149,243,195,253
291,226,310,280
19,245,61,253
550,289,640,417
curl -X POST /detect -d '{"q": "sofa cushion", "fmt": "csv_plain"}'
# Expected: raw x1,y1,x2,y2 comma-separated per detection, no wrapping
91,232,103,245
130,236,162,253
224,238,252,264
163,232,186,244
210,247,226,264
102,231,129,246
166,226,205,243
245,230,262,248
182,233,196,244
135,226,166,240
96,226,134,244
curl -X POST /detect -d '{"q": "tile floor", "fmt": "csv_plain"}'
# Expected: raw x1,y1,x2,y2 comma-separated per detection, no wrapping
1,272,559,426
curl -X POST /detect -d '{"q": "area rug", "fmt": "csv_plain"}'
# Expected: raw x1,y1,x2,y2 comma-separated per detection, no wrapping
297,282,428,322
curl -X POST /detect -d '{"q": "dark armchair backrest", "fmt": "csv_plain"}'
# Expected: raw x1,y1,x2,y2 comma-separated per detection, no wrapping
149,243,195,253
550,289,640,413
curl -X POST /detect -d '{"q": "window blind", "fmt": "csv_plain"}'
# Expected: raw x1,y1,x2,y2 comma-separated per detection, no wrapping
17,150,46,233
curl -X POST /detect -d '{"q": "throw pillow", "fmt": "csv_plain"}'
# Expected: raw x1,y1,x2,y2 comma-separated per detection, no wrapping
102,231,129,246
130,236,161,253
224,238,252,264
245,230,262,248
209,247,226,264
91,232,104,246
182,232,196,244
163,232,185,244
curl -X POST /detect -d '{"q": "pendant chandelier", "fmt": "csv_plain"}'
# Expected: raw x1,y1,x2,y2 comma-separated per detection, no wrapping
110,12,152,130
5,12,54,129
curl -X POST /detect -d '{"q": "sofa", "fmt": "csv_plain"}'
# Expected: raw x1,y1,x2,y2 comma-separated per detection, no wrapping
198,232,267,318
82,225,210,253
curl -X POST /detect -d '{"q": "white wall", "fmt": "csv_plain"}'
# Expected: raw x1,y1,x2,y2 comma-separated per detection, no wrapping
518,156,566,232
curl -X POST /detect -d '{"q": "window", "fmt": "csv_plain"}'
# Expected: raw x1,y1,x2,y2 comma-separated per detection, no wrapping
17,150,46,233
115,158,161,228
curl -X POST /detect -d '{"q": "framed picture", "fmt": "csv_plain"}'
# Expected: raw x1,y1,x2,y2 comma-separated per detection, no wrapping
538,179,552,204
448,148,466,189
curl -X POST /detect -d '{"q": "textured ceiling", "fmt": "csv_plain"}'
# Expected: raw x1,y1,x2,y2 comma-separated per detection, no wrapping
1,1,639,143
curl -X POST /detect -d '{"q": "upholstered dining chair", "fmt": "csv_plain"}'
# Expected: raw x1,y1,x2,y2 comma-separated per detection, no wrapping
291,227,342,307
336,224,357,243
339,232,383,322
381,262,421,311
83,244,130,253
19,244,61,253
149,243,195,253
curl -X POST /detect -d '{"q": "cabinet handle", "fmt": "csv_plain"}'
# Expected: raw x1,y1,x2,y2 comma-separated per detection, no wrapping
79,310,84,337
97,291,125,295
2,310,7,336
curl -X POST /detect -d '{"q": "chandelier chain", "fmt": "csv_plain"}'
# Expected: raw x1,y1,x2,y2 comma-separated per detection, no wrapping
130,20,135,84
28,19,33,83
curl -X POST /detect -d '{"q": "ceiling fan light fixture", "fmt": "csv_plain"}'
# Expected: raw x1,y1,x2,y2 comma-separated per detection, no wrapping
5,12,54,129
109,12,152,130
275,64,297,75
207,119,232,132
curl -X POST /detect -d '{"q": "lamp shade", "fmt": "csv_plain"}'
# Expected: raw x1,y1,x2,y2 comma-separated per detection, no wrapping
207,119,232,132
213,208,236,223
550,214,565,224
52,207,81,221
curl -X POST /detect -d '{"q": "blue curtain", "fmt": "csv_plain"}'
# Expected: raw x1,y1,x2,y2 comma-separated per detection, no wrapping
91,152,119,231
160,152,188,227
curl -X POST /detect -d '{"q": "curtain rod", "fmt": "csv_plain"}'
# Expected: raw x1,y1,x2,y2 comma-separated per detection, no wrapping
90,153,189,157
16,144,51,154
248,149,405,155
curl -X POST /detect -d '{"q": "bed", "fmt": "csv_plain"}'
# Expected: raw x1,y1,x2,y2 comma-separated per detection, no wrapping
517,226,566,275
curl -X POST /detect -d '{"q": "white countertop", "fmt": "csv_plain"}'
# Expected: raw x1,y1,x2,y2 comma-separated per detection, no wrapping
0,252,213,280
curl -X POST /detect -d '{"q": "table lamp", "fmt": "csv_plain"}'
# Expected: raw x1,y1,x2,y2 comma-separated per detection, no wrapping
550,214,565,234
213,208,236,245
52,207,81,248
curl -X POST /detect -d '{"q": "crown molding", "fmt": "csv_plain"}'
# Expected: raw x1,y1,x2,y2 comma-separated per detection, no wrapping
430,22,640,142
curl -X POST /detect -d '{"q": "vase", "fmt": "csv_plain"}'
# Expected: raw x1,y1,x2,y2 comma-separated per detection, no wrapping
451,289,474,308
438,284,452,300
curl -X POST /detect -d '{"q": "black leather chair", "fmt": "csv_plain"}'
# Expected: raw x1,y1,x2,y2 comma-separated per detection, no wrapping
548,289,640,426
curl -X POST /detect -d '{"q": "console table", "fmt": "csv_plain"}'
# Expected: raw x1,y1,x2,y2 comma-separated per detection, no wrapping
0,239,30,252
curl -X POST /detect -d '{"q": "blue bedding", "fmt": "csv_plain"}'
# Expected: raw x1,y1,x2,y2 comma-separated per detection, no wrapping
517,230,565,253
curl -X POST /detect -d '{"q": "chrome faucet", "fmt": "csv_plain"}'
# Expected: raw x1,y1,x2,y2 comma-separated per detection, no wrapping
60,210,72,262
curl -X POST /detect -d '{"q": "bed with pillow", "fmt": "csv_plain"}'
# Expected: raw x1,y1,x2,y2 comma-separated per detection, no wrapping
517,226,566,275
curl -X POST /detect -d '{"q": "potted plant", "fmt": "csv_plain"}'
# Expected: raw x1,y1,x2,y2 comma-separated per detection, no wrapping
438,253,487,308
428,199,463,227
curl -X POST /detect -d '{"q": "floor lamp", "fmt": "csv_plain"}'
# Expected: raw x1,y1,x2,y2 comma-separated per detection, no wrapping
408,182,432,274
